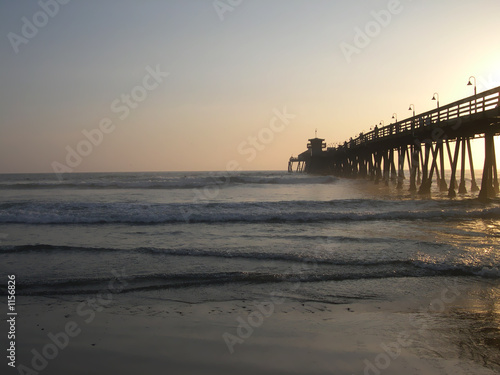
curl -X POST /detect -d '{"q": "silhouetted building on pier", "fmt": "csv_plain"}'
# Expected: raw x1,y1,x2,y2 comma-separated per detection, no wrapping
288,137,331,174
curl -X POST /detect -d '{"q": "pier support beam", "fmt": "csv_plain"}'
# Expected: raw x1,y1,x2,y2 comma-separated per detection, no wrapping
383,151,390,186
374,153,382,185
458,138,467,194
369,156,375,181
493,142,499,194
417,149,422,185
479,133,498,201
438,141,448,191
418,142,432,195
390,149,397,183
359,156,368,178
397,146,406,189
409,146,419,192
420,143,441,195
448,140,461,198
467,139,479,192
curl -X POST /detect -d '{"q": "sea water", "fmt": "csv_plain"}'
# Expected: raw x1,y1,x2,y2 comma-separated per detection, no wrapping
1,171,500,370
0,171,499,297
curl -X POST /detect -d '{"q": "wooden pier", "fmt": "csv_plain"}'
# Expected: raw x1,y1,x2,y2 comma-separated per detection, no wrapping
288,85,500,200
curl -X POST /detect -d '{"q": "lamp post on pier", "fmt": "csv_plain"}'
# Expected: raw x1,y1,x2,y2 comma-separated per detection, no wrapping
432,93,439,108
467,76,477,96
408,104,415,118
468,76,477,114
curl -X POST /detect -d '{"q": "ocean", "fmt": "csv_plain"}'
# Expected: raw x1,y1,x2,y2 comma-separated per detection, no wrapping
1,170,500,373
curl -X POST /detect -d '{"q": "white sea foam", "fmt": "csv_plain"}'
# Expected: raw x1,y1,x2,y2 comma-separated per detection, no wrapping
0,199,498,224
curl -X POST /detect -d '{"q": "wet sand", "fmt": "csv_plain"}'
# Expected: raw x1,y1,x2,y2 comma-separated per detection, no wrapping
11,284,500,375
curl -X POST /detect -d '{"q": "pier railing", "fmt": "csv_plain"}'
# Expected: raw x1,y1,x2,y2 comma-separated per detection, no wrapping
339,86,500,149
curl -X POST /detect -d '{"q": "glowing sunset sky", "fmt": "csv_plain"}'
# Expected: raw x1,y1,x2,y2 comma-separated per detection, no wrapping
1,0,499,173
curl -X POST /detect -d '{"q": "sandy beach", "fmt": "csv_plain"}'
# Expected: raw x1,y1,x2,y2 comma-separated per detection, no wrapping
11,277,500,375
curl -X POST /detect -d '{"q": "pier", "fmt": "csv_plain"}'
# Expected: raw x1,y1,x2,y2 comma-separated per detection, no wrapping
288,85,500,200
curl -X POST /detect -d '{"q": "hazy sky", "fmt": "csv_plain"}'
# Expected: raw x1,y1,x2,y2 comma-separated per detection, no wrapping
1,0,500,173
